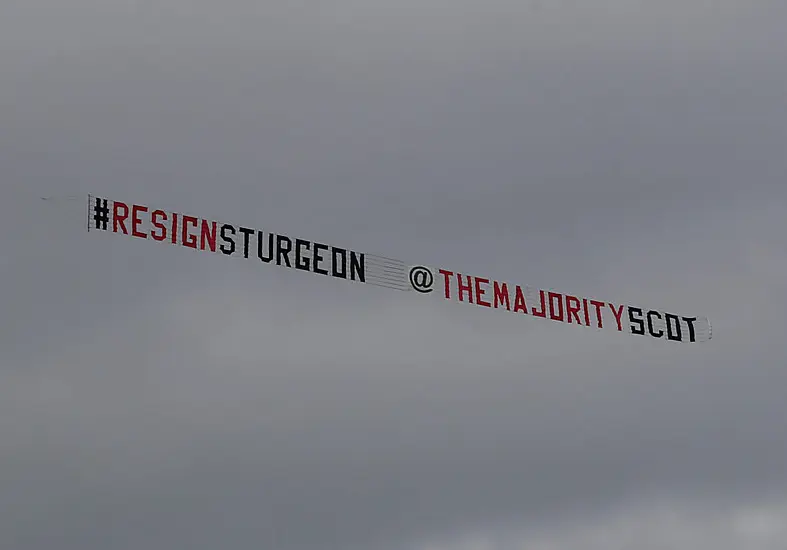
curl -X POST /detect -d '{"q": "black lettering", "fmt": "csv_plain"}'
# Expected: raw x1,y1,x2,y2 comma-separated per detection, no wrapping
238,227,254,259
219,224,236,255
332,247,347,278
313,243,329,275
647,310,663,338
682,316,697,342
349,251,365,282
276,235,292,267
295,239,311,271
628,307,645,335
666,314,682,342
257,231,273,262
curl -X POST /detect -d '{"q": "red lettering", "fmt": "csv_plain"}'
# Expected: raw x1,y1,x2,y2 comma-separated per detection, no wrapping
493,281,511,310
151,210,167,241
131,204,148,239
200,220,217,251
590,299,605,328
514,285,528,314
182,215,198,249
548,292,564,322
113,201,129,234
457,274,474,303
583,298,590,326
566,295,582,324
475,277,491,307
439,269,453,299
608,303,625,331
532,290,547,317
171,213,178,244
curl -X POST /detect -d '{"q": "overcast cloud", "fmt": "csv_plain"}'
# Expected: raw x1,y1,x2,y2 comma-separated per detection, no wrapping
2,1,786,549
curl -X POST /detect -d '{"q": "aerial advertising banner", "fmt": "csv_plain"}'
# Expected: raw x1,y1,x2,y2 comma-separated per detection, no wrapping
87,194,712,344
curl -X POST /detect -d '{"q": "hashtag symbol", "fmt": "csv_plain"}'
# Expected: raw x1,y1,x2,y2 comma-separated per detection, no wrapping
93,197,110,231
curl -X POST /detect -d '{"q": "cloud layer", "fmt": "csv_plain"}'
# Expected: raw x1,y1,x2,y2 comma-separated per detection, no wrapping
2,1,786,549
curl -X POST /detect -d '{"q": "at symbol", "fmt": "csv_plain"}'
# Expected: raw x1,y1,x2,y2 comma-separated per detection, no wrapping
409,266,434,293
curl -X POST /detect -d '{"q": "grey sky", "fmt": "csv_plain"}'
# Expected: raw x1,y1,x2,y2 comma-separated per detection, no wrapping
2,1,786,549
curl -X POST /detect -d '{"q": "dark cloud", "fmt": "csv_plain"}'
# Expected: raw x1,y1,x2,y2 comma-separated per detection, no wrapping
1,1,786,549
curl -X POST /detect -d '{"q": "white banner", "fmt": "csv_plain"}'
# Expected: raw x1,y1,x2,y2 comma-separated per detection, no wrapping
87,195,712,344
